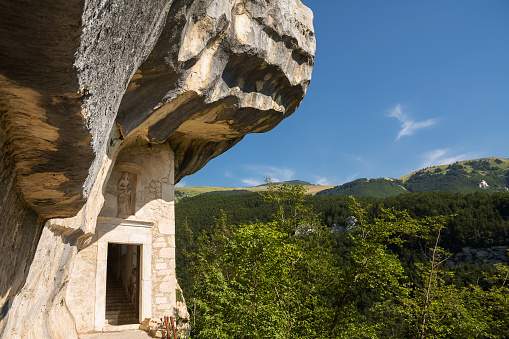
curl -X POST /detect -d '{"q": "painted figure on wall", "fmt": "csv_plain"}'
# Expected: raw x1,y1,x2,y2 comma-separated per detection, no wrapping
118,171,133,216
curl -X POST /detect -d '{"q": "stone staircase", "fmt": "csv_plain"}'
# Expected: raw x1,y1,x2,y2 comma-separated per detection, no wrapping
106,278,139,326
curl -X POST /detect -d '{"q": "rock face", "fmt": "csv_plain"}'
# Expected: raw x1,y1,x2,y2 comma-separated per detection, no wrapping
117,0,315,183
451,246,509,266
0,0,314,338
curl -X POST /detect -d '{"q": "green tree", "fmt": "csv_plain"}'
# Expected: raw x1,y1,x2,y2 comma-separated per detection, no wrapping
189,182,334,338
386,222,508,338
184,182,509,338
324,198,439,338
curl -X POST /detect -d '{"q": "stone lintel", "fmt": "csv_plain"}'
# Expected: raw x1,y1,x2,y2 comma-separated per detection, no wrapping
97,216,154,228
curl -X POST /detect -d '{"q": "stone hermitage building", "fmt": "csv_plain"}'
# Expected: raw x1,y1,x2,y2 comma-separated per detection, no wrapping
0,1,315,337
67,144,179,332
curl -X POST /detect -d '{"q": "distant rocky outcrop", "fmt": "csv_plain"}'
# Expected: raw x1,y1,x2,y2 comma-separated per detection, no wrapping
451,246,508,266
0,1,315,338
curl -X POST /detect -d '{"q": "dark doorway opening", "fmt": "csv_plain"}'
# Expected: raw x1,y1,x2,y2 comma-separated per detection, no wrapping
106,243,140,325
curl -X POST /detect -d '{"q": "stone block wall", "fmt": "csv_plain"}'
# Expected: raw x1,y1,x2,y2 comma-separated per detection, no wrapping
115,143,177,319
66,142,178,333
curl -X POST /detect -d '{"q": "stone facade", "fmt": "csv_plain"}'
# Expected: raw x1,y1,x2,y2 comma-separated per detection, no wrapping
67,143,179,333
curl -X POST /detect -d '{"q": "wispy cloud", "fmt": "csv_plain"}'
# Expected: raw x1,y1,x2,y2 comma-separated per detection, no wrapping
345,172,359,183
175,180,186,187
241,178,264,186
389,104,438,141
343,153,368,166
354,156,365,164
243,165,295,183
314,176,332,185
225,165,297,187
420,149,479,168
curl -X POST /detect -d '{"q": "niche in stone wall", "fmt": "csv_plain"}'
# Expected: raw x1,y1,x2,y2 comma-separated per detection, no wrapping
115,162,144,218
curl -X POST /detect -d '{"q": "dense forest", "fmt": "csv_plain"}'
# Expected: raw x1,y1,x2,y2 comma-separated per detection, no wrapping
175,184,509,337
316,178,407,199
176,191,509,266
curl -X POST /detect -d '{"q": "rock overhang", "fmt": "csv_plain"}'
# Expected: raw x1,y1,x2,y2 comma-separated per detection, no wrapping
0,0,314,218
116,0,315,184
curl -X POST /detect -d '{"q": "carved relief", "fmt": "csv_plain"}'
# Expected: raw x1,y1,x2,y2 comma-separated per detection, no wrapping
148,179,162,199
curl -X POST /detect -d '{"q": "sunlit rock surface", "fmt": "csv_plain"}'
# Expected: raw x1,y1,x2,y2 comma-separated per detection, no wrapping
0,0,314,337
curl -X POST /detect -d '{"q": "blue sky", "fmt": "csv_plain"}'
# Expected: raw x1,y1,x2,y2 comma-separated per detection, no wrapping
179,0,509,187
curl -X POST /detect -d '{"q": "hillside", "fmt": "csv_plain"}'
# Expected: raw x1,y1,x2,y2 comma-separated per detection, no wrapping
315,178,408,199
256,179,314,187
318,157,509,198
175,181,334,202
176,158,509,201
399,157,509,181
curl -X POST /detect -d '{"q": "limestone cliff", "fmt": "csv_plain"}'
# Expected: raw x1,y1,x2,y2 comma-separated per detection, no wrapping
0,1,315,338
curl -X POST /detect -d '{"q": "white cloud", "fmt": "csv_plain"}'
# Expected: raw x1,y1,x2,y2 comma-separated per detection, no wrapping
314,176,331,185
224,170,234,179
269,167,295,182
241,178,264,186
243,165,295,183
389,104,438,140
175,181,186,187
420,149,479,168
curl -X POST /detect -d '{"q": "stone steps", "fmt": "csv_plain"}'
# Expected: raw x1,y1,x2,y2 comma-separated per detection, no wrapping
105,279,138,325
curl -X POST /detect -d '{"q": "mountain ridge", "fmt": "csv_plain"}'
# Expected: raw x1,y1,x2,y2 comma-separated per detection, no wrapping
176,157,509,201
318,157,509,198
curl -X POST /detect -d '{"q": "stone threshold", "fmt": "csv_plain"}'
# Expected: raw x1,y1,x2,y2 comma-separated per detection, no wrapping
103,324,141,332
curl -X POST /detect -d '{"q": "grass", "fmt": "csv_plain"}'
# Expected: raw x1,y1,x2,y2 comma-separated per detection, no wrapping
399,157,509,182
175,185,335,202
176,158,508,201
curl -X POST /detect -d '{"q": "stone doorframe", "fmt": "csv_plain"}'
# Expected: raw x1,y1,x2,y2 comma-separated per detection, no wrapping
94,216,154,331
